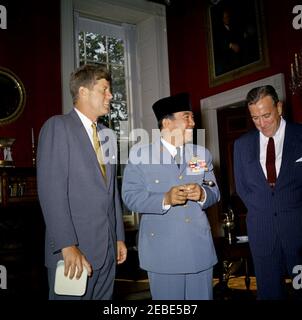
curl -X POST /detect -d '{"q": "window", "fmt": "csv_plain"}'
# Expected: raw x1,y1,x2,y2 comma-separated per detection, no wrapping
62,1,169,135
77,17,129,135
76,16,133,215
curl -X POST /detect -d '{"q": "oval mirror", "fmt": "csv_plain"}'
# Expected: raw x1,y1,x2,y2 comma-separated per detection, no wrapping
0,67,26,125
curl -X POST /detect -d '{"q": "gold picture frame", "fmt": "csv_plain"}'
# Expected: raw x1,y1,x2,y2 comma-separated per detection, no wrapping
0,67,26,125
206,0,269,87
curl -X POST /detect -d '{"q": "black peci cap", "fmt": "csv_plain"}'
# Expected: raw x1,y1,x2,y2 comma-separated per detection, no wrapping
152,92,192,121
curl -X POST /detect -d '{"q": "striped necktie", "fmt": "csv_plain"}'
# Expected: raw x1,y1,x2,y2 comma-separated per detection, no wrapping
91,123,107,182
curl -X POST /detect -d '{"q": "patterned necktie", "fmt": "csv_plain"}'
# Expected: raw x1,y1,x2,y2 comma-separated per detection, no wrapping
91,123,107,182
174,147,181,168
266,137,276,187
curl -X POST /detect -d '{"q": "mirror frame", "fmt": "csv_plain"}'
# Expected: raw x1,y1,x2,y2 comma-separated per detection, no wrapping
0,67,26,125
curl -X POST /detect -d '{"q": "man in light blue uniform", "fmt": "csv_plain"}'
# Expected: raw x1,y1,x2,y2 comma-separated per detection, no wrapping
122,93,220,299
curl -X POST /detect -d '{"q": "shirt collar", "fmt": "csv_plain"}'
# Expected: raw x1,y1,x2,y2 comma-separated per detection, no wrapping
259,117,286,141
74,107,95,131
161,138,183,156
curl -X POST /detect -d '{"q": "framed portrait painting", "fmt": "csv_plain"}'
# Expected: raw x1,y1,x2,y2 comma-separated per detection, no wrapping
206,0,269,87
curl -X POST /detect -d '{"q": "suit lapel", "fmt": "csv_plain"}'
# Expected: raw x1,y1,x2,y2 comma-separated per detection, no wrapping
277,123,299,184
249,131,268,185
69,110,108,188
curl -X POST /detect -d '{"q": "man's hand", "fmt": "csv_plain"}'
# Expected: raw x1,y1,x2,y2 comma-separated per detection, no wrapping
116,241,127,265
164,185,188,206
183,183,205,202
62,246,92,279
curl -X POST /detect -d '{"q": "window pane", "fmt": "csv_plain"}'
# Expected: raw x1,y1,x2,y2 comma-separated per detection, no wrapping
108,37,124,65
98,114,110,128
78,32,85,62
111,66,126,101
110,101,128,134
82,32,107,63
78,21,129,160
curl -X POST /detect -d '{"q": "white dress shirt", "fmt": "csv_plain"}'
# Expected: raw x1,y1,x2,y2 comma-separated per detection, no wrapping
259,117,286,179
74,107,96,148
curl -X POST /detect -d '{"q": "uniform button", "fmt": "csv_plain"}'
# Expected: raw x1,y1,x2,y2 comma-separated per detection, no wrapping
185,218,191,223
179,175,183,180
155,179,159,184
272,192,275,196
274,213,277,217
150,232,155,237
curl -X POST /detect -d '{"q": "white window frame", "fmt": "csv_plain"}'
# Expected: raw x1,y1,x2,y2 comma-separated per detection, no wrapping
60,0,170,135
75,15,133,132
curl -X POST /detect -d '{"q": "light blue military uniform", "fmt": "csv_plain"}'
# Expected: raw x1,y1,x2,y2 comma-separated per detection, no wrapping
122,139,220,299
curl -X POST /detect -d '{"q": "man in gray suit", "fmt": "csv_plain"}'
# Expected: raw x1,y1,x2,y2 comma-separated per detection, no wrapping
37,64,127,300
122,93,220,299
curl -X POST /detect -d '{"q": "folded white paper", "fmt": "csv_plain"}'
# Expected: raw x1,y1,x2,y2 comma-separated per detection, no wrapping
54,260,88,296
296,157,302,162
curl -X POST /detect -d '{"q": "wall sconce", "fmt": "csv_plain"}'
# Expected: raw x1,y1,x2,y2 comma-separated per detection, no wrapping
290,50,302,95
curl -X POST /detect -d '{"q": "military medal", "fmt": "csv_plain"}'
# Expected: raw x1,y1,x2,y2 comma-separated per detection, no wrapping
188,156,208,173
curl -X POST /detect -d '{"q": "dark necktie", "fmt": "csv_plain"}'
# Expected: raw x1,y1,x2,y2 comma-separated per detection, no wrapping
266,137,276,187
174,147,181,168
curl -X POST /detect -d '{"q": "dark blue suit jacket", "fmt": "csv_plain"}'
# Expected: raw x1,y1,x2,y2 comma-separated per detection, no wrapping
234,122,302,257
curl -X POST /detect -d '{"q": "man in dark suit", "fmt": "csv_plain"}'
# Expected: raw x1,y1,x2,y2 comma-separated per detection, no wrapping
234,85,302,299
37,64,127,300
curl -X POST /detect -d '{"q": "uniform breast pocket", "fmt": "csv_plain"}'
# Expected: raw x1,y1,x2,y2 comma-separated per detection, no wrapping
185,169,205,185
185,167,205,177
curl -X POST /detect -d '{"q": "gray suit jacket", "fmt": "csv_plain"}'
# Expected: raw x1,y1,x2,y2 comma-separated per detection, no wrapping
37,109,125,269
122,140,220,274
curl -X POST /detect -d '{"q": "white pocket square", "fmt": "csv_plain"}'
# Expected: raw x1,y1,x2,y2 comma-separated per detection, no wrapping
296,157,302,162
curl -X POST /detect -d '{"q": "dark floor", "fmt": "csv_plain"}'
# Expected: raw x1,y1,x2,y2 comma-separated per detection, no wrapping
113,248,301,301
0,246,298,301
113,248,258,300
113,276,258,301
